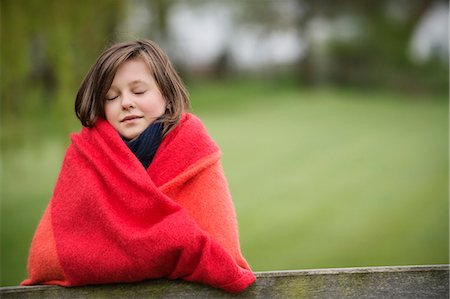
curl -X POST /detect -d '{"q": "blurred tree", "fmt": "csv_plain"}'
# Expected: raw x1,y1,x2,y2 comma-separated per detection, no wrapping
1,0,125,133
148,0,172,45
320,0,447,93
1,0,446,136
231,0,447,93
298,0,445,90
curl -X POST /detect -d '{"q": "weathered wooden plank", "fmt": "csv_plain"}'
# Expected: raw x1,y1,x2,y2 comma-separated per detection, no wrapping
1,265,448,298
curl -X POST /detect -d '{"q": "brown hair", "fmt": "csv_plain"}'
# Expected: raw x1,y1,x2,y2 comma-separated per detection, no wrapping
75,39,190,137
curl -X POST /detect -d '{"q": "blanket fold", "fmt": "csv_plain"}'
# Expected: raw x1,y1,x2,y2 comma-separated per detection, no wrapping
22,113,255,293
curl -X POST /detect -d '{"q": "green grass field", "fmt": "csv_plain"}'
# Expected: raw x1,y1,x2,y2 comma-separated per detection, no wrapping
1,81,448,286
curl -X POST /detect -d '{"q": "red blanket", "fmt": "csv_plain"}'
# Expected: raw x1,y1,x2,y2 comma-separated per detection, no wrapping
22,113,255,293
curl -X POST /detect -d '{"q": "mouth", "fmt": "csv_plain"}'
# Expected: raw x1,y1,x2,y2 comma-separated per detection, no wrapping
120,115,142,122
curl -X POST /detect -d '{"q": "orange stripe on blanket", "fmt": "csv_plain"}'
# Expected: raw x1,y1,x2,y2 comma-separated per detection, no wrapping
21,206,68,286
148,113,220,187
159,151,221,193
161,152,251,270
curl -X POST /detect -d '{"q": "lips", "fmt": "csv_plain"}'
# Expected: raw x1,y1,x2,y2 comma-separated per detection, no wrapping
121,115,142,122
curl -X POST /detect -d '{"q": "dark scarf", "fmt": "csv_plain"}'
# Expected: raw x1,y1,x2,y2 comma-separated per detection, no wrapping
122,121,163,169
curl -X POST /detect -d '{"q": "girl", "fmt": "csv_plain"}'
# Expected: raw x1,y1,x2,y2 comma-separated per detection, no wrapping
22,40,255,293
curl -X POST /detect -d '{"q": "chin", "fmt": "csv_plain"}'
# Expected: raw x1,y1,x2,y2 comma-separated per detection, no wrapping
117,125,145,140
120,131,138,140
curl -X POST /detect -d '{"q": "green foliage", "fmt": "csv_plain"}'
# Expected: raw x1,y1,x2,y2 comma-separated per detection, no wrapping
324,3,448,93
1,0,125,128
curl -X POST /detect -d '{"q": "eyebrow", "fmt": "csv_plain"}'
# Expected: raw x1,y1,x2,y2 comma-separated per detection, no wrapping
129,80,147,85
108,80,148,91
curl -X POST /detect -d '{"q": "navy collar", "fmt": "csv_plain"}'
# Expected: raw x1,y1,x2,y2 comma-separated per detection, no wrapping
122,121,163,169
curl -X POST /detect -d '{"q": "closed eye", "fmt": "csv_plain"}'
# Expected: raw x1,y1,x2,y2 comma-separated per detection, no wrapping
106,95,118,101
134,91,146,95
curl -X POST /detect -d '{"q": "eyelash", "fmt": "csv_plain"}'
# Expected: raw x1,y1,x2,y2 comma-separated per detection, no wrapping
105,91,146,101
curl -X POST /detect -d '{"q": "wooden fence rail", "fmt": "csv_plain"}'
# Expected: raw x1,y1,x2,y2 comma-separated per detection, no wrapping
1,265,448,298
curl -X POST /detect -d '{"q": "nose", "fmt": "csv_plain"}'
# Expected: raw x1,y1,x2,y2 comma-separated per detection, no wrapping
120,95,135,109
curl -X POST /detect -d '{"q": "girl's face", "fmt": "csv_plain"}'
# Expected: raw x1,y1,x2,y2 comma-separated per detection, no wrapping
104,57,166,140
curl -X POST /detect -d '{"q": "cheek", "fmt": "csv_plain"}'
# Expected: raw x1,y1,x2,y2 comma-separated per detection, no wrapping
158,98,167,113
103,102,115,121
145,94,166,115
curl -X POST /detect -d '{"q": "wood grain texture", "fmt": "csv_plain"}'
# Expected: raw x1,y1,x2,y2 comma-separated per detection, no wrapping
2,265,448,298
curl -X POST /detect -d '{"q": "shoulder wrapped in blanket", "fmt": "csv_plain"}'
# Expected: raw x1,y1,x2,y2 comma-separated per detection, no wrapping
22,113,255,293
